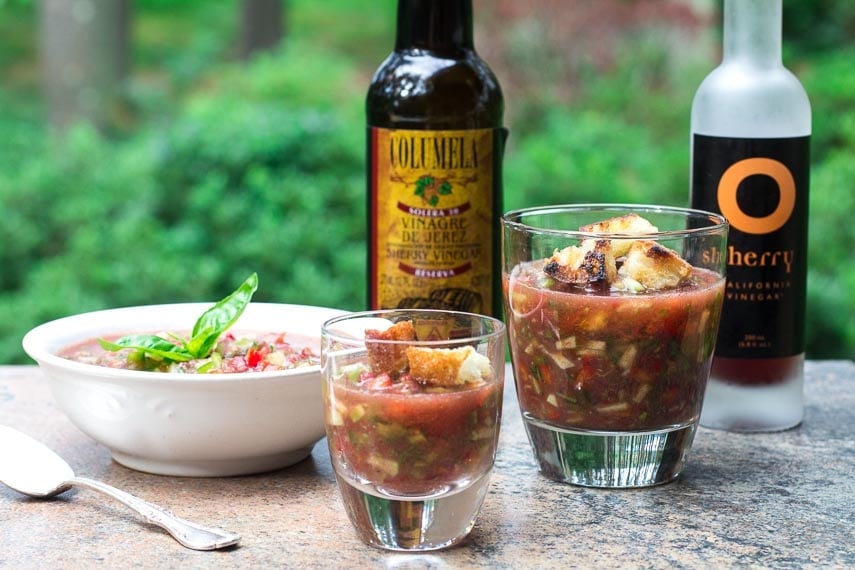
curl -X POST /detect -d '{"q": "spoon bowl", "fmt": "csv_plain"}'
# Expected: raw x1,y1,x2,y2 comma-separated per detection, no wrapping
0,425,74,497
0,425,241,550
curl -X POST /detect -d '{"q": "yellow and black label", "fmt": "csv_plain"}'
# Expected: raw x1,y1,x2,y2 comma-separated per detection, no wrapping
368,127,499,315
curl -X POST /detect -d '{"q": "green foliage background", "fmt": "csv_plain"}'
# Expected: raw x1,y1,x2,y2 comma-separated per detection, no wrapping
0,0,852,363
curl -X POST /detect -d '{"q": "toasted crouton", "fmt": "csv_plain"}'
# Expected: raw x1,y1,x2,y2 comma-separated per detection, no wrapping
579,213,659,235
580,213,659,257
617,240,691,290
544,239,616,286
365,320,416,375
406,345,491,387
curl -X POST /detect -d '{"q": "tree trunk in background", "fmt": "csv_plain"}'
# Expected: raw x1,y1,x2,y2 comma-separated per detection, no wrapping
240,0,284,60
39,0,131,133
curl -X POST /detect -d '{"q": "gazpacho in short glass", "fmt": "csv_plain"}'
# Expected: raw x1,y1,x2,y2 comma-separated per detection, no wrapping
321,310,505,551
502,205,727,488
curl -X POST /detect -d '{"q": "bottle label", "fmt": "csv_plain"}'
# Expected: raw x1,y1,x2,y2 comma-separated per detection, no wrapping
691,134,809,358
368,127,499,314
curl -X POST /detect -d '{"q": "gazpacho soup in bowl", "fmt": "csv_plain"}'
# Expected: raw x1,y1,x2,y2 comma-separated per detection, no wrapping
22,273,349,477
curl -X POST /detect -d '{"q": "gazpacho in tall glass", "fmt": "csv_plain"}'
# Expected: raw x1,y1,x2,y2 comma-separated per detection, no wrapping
502,206,727,487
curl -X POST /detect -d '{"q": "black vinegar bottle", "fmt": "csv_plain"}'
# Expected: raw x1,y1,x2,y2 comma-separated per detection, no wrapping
366,0,506,318
691,0,810,432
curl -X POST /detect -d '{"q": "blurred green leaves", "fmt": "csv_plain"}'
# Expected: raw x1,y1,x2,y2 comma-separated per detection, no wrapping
0,50,366,363
0,1,852,363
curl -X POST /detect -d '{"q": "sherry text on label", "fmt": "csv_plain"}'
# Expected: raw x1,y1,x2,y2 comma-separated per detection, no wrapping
702,245,794,273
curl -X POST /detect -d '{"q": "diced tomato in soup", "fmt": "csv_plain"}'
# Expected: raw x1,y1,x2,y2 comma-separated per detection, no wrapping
60,331,318,373
325,372,501,496
504,261,724,431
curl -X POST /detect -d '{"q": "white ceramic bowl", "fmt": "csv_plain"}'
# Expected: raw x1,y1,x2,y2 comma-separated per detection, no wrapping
22,302,347,477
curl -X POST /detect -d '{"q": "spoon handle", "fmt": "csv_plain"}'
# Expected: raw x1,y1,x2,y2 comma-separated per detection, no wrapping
70,476,241,550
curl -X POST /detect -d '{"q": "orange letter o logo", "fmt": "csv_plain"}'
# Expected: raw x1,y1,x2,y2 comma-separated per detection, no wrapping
717,158,796,235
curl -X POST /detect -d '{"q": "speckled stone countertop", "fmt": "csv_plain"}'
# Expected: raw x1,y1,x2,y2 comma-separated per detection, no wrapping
1,361,852,569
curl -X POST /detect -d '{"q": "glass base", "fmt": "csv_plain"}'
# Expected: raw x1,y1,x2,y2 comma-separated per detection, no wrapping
334,471,491,551
522,415,697,488
700,373,804,432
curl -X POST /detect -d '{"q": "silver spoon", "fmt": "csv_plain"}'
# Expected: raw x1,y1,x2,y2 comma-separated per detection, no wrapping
0,425,241,550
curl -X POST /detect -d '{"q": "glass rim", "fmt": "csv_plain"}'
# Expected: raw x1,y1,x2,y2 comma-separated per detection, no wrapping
501,203,728,239
322,309,506,347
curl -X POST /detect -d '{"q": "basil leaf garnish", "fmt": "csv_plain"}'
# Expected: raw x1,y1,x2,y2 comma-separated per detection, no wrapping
99,272,259,365
98,335,195,362
187,272,258,357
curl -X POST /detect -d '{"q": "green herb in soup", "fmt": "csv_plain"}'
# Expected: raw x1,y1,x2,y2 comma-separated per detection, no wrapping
59,273,320,374
98,272,258,363
63,330,318,373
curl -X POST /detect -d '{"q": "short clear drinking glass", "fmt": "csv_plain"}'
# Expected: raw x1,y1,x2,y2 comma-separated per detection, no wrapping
502,204,728,488
321,310,505,551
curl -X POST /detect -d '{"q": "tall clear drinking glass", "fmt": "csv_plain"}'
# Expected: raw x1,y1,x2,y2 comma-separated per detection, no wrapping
322,310,505,550
502,204,727,488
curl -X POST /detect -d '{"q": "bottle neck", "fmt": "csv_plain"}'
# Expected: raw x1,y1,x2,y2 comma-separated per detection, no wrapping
722,0,782,67
395,0,474,52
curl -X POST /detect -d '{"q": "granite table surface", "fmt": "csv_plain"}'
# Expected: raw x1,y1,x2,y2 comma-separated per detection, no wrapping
0,361,852,569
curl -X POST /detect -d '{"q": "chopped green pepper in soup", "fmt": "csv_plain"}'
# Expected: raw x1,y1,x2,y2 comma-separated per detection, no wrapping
60,331,319,373
57,272,319,373
324,320,502,497
504,261,724,431
326,370,500,496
